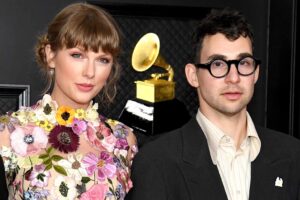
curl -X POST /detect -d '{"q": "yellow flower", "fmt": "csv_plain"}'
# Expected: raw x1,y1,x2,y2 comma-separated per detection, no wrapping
36,120,54,132
45,123,54,132
56,106,75,126
106,119,118,126
36,120,47,127
0,115,9,124
75,109,86,119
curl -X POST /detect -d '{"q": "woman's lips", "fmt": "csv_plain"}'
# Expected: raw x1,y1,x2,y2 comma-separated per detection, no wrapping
76,83,94,92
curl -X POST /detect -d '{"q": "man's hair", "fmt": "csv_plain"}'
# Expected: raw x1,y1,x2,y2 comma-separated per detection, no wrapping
192,7,254,62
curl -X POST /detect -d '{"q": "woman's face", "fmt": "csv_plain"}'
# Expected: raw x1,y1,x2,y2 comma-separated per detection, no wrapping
46,45,113,109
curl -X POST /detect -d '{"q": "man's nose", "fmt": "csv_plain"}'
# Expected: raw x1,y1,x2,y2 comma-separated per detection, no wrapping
224,64,240,83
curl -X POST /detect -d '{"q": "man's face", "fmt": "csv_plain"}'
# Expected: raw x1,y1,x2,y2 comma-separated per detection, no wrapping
186,33,259,117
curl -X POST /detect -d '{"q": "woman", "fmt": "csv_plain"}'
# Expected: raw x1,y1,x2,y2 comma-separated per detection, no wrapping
0,2,137,199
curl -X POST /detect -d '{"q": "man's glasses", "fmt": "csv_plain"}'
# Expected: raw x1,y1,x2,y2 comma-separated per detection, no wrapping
194,56,261,78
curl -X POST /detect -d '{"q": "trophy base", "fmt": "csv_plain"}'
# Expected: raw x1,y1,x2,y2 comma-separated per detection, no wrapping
135,79,175,103
118,98,191,146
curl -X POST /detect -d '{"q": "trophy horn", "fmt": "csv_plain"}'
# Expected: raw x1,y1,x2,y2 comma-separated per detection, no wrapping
131,33,174,81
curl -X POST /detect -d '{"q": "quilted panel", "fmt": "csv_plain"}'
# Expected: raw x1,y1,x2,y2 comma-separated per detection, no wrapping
99,15,199,119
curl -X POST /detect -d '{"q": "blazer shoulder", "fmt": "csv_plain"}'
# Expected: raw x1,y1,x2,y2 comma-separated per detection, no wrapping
256,126,300,156
137,128,182,158
135,118,200,161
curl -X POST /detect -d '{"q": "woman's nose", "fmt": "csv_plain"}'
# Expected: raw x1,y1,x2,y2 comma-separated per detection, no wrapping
83,60,95,78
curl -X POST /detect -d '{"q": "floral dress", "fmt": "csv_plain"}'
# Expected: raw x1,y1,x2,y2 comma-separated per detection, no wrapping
0,94,137,200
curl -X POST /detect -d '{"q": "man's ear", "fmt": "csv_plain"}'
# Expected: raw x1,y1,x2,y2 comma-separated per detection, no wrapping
185,63,199,87
45,44,55,69
254,65,260,84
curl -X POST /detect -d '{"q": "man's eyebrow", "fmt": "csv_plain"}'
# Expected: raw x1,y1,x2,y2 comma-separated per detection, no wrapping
238,52,253,58
206,54,227,61
205,53,253,62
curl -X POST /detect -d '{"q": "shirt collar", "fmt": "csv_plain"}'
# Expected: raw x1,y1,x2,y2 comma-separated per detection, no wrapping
196,109,261,164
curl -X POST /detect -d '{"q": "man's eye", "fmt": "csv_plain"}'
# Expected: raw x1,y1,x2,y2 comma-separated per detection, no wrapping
212,60,225,67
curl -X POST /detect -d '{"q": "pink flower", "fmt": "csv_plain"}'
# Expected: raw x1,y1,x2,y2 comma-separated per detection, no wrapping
102,134,117,152
115,138,129,150
86,125,106,151
80,183,108,200
98,122,112,137
82,152,116,181
28,164,51,187
71,119,87,135
10,125,48,156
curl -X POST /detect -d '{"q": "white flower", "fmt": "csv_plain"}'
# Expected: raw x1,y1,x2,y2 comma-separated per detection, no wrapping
0,146,18,171
57,154,87,183
114,149,128,161
34,94,58,124
52,175,77,200
85,102,99,126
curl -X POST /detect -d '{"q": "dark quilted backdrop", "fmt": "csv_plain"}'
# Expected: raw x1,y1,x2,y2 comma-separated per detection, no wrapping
97,6,209,120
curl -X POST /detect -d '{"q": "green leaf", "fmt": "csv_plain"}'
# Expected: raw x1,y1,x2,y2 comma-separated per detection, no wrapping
81,177,91,184
51,155,64,161
37,173,46,182
107,178,113,185
43,159,52,165
39,154,49,159
45,163,52,171
53,165,67,176
46,146,54,154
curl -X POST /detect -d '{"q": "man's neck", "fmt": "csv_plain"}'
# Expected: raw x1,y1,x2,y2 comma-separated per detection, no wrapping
199,108,248,148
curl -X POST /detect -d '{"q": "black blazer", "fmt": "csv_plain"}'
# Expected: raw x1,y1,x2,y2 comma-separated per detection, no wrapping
127,118,300,200
0,156,8,199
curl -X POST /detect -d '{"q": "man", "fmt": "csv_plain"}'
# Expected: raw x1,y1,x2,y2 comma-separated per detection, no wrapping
128,7,300,200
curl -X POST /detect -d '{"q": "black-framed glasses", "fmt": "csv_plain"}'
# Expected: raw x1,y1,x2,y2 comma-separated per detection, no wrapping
194,56,261,78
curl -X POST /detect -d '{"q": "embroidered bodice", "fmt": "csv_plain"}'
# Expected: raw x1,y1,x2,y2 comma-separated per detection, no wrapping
0,94,137,200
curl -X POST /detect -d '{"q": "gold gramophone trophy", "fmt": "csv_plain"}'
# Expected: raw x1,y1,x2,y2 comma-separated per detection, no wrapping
132,32,175,103
119,33,190,140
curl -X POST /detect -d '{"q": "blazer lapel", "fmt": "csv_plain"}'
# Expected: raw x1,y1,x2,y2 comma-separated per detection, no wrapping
179,118,228,200
249,127,291,200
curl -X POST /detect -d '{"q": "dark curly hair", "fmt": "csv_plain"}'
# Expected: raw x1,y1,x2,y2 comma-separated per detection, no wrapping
192,7,254,63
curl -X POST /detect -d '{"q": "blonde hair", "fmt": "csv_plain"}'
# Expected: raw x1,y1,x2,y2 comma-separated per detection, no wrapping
35,2,121,103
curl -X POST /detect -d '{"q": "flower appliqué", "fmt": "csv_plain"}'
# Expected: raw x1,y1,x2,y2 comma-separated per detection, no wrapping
0,94,135,199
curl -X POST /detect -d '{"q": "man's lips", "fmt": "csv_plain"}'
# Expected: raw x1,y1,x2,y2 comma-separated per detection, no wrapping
222,92,242,100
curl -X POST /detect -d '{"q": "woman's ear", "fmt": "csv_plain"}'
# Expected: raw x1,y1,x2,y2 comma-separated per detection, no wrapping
185,63,199,87
45,44,55,69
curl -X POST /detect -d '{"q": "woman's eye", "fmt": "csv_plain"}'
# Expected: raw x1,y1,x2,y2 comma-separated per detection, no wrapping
71,53,82,58
98,57,111,64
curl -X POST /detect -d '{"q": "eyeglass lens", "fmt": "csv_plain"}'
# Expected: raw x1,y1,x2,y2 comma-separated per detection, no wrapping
210,57,256,77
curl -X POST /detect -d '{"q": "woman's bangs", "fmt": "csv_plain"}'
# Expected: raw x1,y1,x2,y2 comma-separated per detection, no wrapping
62,20,119,55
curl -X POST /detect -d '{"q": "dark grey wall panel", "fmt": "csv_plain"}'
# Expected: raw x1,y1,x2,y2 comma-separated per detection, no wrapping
0,0,298,138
